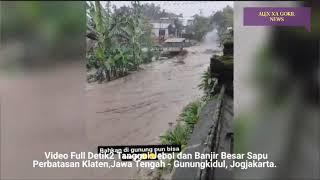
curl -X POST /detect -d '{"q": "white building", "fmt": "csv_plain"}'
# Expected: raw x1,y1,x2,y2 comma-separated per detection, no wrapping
150,22,171,39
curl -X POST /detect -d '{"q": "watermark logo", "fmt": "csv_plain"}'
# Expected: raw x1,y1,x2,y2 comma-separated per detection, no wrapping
244,7,311,32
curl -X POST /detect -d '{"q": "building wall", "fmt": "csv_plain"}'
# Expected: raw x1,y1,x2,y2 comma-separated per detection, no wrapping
151,28,169,39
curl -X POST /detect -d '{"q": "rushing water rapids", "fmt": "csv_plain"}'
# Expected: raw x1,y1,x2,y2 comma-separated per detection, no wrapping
0,30,220,179
86,33,220,147
83,30,220,178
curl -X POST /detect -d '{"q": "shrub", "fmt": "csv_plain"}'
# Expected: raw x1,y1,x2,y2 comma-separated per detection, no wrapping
160,123,189,148
180,101,202,130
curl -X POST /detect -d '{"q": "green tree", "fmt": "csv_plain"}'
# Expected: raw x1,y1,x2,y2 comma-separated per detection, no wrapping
86,1,155,82
210,5,233,42
186,14,211,41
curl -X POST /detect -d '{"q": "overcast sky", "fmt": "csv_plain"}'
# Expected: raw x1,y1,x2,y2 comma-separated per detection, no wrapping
103,1,233,18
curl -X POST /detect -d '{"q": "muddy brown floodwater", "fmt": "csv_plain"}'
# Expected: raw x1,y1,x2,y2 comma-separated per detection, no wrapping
0,31,220,180
85,33,220,178
86,40,220,146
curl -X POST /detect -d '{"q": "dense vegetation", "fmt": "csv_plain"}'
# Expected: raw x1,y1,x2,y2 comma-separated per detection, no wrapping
199,70,218,100
185,5,233,42
86,1,155,82
185,14,212,41
211,5,233,44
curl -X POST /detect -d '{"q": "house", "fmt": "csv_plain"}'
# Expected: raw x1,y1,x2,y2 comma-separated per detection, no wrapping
150,17,178,43
150,22,171,40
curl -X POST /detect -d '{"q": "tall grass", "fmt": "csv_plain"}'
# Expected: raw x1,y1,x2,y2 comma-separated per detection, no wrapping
180,100,202,130
160,123,189,147
160,100,203,148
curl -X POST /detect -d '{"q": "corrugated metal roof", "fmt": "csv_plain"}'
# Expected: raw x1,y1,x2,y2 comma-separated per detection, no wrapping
164,38,186,43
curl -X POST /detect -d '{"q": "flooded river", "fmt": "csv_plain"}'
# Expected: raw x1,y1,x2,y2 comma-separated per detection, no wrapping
86,33,220,146
0,31,220,179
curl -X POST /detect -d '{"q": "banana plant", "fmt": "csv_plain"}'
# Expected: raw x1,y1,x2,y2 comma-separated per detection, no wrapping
86,1,151,82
